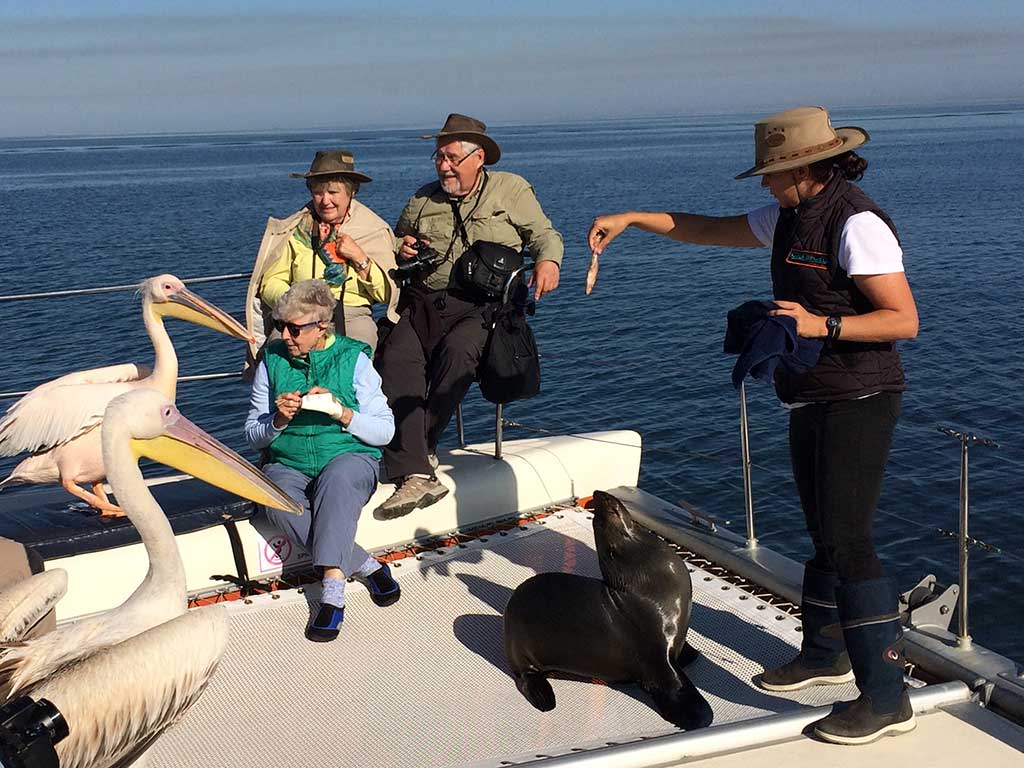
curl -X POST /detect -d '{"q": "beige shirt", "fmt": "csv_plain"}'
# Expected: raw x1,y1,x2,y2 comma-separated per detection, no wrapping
395,170,564,291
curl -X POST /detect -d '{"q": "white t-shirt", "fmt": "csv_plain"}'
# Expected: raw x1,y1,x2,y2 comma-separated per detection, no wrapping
746,203,904,276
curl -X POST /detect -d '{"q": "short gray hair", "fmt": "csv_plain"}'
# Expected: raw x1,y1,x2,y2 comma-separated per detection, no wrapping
274,279,335,332
460,140,481,156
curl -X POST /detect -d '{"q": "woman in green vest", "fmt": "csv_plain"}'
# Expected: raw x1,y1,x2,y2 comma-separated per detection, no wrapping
245,279,397,642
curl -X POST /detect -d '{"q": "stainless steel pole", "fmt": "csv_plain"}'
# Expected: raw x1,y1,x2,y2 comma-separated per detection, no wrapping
939,426,998,650
494,404,503,460
957,436,972,649
739,382,757,549
456,403,466,448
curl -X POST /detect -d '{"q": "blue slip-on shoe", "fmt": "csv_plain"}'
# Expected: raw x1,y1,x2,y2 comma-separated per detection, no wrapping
355,562,401,608
306,603,345,642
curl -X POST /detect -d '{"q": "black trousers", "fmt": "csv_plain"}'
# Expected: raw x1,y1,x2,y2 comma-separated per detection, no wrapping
375,291,491,481
788,392,901,583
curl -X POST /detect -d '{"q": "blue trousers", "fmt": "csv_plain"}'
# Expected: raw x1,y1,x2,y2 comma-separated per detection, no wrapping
262,452,380,575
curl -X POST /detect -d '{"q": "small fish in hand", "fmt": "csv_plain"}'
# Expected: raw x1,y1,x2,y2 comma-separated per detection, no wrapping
585,251,600,295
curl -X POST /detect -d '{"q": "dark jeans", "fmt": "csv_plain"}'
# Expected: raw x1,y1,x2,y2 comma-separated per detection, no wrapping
374,291,491,481
789,392,901,583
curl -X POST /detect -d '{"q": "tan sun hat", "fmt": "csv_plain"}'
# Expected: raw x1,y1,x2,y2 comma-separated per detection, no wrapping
426,113,501,165
735,106,869,180
290,149,372,183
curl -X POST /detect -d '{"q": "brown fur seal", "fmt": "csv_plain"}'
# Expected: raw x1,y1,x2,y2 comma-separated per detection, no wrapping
503,490,713,730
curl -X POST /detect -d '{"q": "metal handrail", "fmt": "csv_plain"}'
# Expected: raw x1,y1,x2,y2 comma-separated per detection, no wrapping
0,274,250,400
0,371,244,401
939,426,1000,649
0,273,248,303
738,383,757,549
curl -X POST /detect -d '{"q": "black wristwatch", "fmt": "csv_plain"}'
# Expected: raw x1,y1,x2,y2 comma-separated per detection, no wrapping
826,315,843,341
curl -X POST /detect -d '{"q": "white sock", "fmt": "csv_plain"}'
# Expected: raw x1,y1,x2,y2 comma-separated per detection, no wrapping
354,555,381,579
321,576,346,608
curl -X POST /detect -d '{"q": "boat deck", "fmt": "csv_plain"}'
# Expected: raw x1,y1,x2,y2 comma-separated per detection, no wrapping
147,510,1024,767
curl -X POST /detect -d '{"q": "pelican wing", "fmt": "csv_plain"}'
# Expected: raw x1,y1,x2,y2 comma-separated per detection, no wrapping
0,592,130,700
0,380,138,455
0,569,67,643
34,606,228,768
32,363,152,390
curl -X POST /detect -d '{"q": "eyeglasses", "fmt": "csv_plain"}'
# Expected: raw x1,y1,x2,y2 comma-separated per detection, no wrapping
431,148,481,167
273,319,323,337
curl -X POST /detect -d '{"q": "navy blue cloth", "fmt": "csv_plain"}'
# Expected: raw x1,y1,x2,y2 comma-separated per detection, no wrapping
724,300,823,390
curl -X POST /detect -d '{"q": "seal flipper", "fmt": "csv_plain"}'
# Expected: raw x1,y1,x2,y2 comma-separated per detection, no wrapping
644,674,714,730
515,672,556,711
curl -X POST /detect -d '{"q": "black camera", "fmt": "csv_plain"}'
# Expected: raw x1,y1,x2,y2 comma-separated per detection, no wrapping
0,697,67,768
389,241,443,287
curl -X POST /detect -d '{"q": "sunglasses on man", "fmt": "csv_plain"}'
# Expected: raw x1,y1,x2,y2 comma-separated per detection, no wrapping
273,319,323,337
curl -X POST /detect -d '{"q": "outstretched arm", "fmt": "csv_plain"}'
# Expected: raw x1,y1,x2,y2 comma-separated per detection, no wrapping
588,211,762,254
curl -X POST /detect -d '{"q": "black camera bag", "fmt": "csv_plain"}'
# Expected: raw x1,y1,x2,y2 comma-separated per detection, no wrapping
479,302,541,405
453,241,523,302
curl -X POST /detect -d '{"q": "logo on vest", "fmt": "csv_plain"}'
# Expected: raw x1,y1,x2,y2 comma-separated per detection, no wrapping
786,249,830,270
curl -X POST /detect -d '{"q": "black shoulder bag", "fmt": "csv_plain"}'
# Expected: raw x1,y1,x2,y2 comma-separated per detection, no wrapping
453,240,524,302
478,294,541,405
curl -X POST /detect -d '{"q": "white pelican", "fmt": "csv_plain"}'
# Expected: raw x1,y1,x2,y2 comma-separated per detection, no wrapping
0,388,302,768
0,274,254,515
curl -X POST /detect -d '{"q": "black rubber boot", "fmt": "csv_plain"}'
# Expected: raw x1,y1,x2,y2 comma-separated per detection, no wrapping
759,563,853,691
813,577,916,744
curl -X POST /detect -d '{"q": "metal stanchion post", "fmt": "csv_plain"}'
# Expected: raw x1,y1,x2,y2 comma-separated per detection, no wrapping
494,404,503,460
456,403,466,449
939,427,999,650
739,382,757,549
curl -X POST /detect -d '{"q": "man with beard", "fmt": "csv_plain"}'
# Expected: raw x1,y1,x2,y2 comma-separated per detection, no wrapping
373,114,563,520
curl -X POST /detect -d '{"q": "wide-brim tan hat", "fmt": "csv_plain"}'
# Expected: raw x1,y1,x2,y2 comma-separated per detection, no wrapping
426,113,501,165
290,149,372,183
735,106,869,180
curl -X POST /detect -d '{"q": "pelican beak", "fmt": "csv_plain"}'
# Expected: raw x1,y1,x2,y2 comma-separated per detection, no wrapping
157,287,255,344
131,410,301,515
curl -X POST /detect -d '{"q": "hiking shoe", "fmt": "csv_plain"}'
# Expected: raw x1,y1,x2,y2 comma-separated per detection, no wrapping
373,475,449,521
813,690,916,745
428,453,440,471
306,603,345,643
758,653,854,692
355,562,401,607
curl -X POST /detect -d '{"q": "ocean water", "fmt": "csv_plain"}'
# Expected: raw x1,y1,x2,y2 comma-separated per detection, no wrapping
2,105,1023,659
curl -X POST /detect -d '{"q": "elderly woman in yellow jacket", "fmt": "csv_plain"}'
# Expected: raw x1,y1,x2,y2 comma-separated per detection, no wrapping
255,150,399,353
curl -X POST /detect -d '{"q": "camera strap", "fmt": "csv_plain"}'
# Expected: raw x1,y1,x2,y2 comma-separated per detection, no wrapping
444,169,489,260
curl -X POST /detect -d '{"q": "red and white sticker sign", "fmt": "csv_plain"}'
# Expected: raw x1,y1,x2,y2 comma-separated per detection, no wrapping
257,533,309,572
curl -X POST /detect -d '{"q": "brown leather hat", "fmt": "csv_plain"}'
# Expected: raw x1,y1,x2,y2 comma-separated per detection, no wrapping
735,106,869,180
290,149,372,183
427,113,501,165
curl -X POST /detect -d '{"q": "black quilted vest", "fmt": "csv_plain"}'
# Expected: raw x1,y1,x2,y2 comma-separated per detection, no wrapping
770,175,906,403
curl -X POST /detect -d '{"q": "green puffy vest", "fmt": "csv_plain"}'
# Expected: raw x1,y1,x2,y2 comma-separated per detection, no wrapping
265,334,381,476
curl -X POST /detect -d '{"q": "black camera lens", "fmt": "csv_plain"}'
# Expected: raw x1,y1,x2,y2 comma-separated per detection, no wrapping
0,696,67,768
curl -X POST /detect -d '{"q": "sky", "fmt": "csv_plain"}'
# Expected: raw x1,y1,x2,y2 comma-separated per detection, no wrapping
1,0,1022,137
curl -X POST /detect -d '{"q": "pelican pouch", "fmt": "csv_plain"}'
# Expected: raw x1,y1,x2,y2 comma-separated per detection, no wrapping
452,240,524,302
478,300,541,405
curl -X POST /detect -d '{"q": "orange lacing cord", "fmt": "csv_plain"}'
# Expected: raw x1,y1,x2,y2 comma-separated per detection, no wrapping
188,503,578,608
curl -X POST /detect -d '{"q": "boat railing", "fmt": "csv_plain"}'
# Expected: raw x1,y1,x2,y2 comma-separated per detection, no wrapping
0,274,249,400
736,381,1002,649
938,426,1000,649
